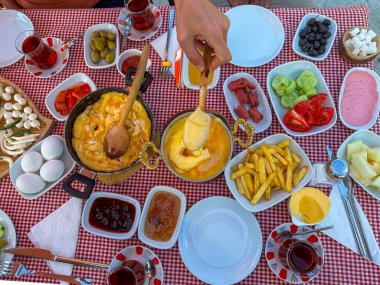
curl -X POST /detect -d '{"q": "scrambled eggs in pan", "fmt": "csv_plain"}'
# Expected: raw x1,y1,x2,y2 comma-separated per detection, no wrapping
72,92,151,172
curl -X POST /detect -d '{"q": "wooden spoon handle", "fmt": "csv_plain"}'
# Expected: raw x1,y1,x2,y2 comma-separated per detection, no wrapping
120,44,150,123
199,43,213,111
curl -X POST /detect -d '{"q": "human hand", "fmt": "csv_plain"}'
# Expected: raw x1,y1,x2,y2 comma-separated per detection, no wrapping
229,0,270,8
175,0,231,72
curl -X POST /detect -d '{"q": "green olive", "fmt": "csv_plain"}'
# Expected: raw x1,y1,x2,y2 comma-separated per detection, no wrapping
95,37,106,51
99,30,108,38
100,48,110,58
91,31,100,41
107,40,116,51
91,50,101,64
105,53,115,63
89,41,96,51
107,32,116,41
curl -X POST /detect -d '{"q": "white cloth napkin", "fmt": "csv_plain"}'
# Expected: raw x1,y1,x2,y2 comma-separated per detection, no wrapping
28,198,83,283
320,186,380,265
150,26,179,76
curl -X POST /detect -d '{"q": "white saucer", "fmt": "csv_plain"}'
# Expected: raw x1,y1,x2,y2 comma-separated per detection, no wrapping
178,196,262,285
0,209,16,262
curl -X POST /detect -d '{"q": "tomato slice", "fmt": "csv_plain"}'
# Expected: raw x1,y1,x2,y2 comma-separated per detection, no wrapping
311,93,327,105
65,92,78,111
79,83,91,93
72,88,87,100
55,91,66,104
313,107,334,126
283,109,312,132
294,100,310,116
303,110,314,125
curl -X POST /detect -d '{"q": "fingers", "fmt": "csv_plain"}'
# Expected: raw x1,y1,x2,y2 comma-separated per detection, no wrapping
179,36,205,72
208,37,232,72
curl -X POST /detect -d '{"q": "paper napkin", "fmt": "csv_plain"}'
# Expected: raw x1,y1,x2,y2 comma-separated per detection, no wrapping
28,198,83,283
320,186,380,265
150,26,179,76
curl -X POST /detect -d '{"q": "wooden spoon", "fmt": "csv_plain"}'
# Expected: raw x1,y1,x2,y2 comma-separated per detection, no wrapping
183,43,213,151
104,44,150,159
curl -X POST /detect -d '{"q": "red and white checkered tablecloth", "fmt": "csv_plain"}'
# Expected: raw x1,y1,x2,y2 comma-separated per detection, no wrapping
0,5,379,285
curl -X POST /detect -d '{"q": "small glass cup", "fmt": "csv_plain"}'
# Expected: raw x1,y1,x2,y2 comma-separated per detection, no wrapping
15,30,58,70
107,260,146,285
125,0,155,32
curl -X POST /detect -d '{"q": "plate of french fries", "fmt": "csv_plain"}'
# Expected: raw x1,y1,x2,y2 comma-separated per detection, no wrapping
225,134,312,212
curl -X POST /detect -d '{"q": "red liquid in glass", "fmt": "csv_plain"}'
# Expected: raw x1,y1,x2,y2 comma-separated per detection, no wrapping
127,0,155,32
22,35,57,70
108,261,146,285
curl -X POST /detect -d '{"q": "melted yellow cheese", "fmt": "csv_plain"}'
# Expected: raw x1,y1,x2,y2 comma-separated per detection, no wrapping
72,92,151,172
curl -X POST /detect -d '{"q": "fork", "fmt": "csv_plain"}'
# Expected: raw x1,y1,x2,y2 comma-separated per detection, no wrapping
0,261,93,285
159,8,175,79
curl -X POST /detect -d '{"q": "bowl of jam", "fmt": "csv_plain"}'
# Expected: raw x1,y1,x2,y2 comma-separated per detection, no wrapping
116,49,152,77
82,192,141,239
138,186,186,249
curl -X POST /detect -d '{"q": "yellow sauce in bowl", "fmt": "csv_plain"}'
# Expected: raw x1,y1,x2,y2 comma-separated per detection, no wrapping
188,60,214,86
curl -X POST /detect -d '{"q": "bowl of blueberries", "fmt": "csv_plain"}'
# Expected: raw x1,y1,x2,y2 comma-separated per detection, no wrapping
292,13,337,61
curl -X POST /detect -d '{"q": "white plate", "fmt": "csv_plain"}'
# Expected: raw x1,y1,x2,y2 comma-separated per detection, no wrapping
223,72,272,134
138,186,186,249
84,23,119,69
45,73,96,121
182,54,220,90
338,67,380,131
82,192,141,240
225,5,285,67
10,135,75,200
116,49,152,77
267,60,337,137
225,134,312,212
178,196,262,285
0,209,16,262
337,129,380,201
0,10,33,68
292,13,337,61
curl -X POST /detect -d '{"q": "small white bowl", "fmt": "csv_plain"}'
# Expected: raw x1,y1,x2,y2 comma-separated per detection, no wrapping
266,60,337,137
10,135,75,200
116,49,152,77
182,54,220,90
223,72,272,134
292,13,337,61
45,73,96,121
82,192,141,240
338,67,380,131
84,23,119,69
138,186,186,249
337,129,380,201
225,134,312,212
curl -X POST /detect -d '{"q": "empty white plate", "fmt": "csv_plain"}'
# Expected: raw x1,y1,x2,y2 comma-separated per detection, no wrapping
0,10,33,68
179,196,262,285
225,5,285,67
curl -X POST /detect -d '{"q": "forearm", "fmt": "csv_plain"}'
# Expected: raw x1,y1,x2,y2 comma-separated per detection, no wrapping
0,0,21,9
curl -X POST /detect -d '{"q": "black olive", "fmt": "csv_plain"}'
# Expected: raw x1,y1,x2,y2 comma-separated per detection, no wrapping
302,42,312,52
322,32,331,39
307,33,316,43
319,25,328,34
308,49,318,56
299,28,308,38
308,18,317,26
320,38,327,46
313,41,321,49
299,38,308,46
317,46,326,54
315,33,322,41
323,19,331,26
312,26,318,33
305,26,312,33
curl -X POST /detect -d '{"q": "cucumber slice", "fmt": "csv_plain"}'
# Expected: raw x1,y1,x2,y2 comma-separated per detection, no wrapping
291,95,309,107
276,89,286,96
299,89,305,96
284,80,296,95
271,75,290,91
296,71,317,89
304,88,317,97
0,224,5,239
281,93,299,108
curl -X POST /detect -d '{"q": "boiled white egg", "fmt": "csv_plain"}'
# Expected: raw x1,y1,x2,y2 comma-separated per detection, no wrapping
40,160,65,182
41,136,64,160
16,173,46,194
21,151,43,173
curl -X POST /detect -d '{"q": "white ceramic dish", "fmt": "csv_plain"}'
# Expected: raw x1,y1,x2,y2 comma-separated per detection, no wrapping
0,10,33,68
182,54,220,90
84,23,119,69
82,192,141,240
0,208,16,262
138,186,186,249
179,196,262,285
45,73,96,121
225,5,285,67
223,72,272,134
225,134,312,212
337,129,380,201
267,60,337,137
10,135,75,200
292,13,337,61
338,67,380,131
116,49,152,77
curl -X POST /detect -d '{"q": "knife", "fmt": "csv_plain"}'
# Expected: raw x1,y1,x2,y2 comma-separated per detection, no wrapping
4,248,109,270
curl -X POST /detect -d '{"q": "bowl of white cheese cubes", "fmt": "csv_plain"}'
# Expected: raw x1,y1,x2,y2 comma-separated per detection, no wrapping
341,26,380,63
